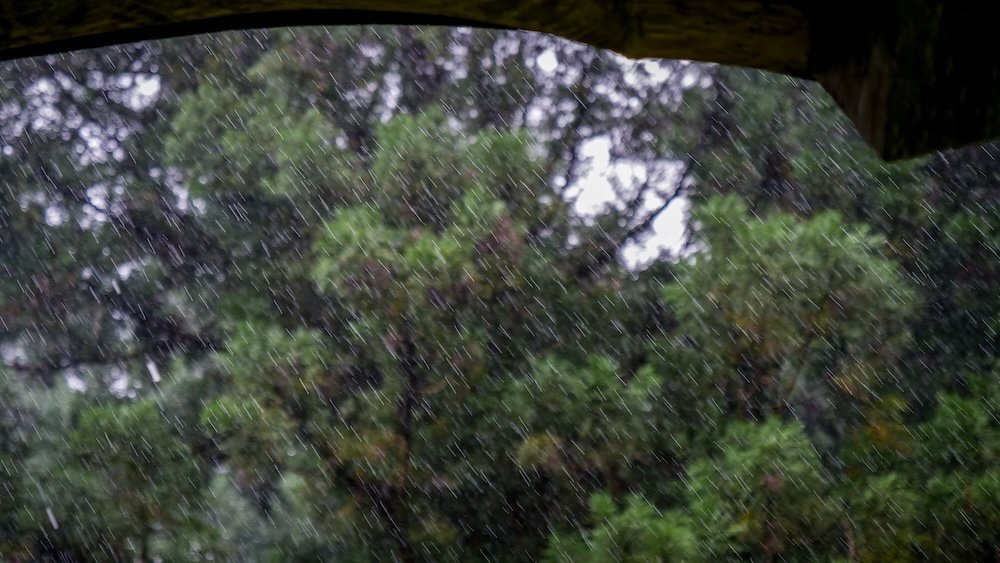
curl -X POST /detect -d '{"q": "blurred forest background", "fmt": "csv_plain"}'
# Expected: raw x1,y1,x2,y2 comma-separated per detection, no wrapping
0,26,998,562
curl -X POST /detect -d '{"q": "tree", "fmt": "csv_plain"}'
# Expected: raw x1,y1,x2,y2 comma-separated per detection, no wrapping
675,67,1000,405
543,492,698,562
505,355,661,501
0,370,32,558
28,399,210,561
908,377,1000,560
684,418,837,561
164,89,648,557
656,195,916,448
1,23,998,563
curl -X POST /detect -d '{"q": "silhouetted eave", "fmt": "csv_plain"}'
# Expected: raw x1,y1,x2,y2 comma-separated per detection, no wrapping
0,0,996,160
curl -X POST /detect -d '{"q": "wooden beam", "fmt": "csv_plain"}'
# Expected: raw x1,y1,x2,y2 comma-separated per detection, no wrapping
0,0,810,72
0,0,997,160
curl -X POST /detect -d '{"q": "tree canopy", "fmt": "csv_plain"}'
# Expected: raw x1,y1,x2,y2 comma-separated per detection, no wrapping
0,25,997,562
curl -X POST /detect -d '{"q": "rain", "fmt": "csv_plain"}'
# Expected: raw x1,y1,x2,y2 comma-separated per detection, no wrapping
0,24,998,562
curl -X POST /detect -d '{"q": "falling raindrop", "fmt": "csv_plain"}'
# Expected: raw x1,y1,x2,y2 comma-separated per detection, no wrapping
0,22,996,563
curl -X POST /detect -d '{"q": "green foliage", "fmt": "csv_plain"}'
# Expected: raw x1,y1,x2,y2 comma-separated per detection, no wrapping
661,196,917,439
201,395,293,481
684,418,837,560
217,324,336,399
166,83,353,202
544,493,698,562
841,474,921,562
506,355,660,479
907,377,1000,559
0,372,31,556
32,399,209,560
370,111,471,229
1,24,998,563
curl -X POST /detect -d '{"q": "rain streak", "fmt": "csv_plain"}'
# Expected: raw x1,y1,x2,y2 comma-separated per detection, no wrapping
0,26,998,562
